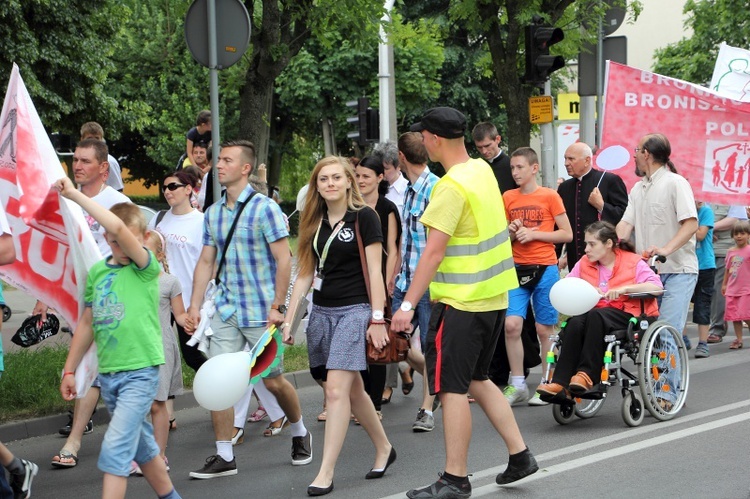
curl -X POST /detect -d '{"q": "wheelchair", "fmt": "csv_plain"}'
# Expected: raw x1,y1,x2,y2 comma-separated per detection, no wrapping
542,291,690,427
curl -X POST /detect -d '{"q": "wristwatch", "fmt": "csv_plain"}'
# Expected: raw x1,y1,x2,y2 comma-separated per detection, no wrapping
372,310,385,321
271,304,287,315
400,300,413,312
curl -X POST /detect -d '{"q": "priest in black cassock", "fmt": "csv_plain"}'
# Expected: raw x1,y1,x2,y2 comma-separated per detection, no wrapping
557,142,629,271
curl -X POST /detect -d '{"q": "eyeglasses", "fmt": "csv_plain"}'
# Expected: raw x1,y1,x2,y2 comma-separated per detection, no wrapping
162,182,186,191
634,147,644,153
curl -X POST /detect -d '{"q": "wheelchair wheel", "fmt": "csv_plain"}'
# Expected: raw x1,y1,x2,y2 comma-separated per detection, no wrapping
621,391,644,427
552,402,576,425
637,320,689,421
575,398,605,419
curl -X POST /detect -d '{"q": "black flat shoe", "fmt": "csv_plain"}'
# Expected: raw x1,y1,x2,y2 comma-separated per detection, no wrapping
307,483,334,496
366,447,397,479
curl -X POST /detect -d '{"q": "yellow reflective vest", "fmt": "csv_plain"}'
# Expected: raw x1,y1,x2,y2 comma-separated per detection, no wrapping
429,159,518,303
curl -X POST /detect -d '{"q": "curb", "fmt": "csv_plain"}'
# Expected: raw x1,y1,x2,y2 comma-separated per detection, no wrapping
0,369,317,443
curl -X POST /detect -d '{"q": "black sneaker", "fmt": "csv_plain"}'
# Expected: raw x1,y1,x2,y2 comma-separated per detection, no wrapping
291,431,312,466
10,459,38,499
496,448,539,485
58,416,93,436
189,455,237,479
406,475,471,498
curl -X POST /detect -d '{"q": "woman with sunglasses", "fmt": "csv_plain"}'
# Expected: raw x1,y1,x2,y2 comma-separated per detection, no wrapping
149,171,206,379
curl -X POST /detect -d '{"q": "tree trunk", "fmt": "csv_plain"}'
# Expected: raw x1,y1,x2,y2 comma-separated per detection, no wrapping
239,72,274,169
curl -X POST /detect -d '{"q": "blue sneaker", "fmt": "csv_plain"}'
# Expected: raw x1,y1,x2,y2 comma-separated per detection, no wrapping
682,335,692,351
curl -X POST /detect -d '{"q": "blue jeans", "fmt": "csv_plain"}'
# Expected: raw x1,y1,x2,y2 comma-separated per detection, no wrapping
657,273,698,404
392,288,432,351
98,367,161,476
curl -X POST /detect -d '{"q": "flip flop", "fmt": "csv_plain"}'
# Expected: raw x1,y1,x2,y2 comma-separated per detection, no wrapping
729,340,743,350
51,449,78,468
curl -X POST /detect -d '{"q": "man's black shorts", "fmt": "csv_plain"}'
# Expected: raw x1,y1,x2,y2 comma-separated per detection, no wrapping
425,303,506,395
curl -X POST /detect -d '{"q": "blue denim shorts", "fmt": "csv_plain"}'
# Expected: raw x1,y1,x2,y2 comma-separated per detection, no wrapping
507,265,559,325
97,366,161,476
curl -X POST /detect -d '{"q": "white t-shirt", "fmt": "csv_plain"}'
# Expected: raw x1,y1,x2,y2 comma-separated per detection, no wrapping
105,154,124,191
386,174,408,217
86,186,131,257
149,209,204,309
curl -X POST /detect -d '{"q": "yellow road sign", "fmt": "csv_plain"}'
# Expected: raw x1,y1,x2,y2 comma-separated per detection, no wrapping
529,96,554,124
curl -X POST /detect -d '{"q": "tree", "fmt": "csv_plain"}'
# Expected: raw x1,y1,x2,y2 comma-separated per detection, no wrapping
405,1,639,152
105,0,244,187
0,1,125,132
239,0,384,185
653,0,749,85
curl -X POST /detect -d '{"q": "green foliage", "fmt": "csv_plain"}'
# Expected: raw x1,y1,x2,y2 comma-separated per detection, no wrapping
105,0,244,187
653,0,747,85
0,1,126,132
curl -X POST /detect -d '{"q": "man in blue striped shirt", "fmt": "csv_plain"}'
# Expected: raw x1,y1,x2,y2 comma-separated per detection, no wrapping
392,132,440,433
187,140,311,479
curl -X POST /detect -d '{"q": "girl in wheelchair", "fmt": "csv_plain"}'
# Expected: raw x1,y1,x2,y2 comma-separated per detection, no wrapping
538,221,663,401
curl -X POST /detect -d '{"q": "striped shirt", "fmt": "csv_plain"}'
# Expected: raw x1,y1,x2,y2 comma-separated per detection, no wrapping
395,168,439,292
203,185,289,327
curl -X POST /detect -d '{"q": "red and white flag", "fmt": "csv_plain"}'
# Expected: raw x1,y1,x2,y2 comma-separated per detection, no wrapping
0,64,101,393
599,62,750,205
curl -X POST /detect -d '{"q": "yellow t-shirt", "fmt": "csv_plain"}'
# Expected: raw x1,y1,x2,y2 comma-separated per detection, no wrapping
420,172,508,312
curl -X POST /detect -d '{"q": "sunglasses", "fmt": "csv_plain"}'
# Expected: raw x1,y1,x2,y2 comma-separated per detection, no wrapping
162,182,186,192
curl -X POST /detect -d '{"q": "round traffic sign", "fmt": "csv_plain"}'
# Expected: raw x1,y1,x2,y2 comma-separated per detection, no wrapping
185,0,251,69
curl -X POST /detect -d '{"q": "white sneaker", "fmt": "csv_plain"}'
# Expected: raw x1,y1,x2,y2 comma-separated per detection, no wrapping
502,384,530,406
528,391,550,406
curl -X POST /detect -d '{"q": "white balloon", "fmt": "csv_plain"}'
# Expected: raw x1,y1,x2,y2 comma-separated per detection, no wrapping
193,352,250,411
549,277,602,316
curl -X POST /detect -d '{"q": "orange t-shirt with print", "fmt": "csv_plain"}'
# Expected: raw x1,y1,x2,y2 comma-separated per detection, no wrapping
503,186,566,265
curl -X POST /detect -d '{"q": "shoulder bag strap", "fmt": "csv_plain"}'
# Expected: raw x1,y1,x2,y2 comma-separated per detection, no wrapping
355,211,372,302
355,211,392,314
215,191,258,285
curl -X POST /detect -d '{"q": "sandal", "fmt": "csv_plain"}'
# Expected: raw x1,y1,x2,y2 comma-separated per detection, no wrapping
730,339,743,350
263,416,289,437
248,406,268,423
51,449,79,468
169,418,177,431
317,410,327,422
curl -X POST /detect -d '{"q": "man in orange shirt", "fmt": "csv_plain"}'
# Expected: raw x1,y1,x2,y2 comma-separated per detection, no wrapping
503,147,572,406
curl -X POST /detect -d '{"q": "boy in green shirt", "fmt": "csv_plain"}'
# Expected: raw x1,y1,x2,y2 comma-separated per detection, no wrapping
56,176,180,499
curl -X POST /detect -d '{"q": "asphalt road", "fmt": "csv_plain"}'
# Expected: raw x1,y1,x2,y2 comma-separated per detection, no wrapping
5,334,750,499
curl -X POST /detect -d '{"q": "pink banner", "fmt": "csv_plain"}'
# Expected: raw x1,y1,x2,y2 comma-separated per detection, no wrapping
0,64,100,330
599,62,750,205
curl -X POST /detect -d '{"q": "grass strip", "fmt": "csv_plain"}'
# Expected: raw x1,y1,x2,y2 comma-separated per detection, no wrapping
0,343,311,425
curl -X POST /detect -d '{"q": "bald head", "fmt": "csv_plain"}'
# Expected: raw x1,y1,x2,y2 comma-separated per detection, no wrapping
564,142,593,178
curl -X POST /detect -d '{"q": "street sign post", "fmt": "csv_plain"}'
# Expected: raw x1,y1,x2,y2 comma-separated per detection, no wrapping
185,0,251,203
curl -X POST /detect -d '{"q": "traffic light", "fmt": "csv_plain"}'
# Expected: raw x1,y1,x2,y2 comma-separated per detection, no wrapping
524,23,565,86
346,97,379,147
347,97,368,147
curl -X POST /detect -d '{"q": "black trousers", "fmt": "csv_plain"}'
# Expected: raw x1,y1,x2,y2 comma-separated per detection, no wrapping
172,314,207,373
361,365,386,411
488,304,540,385
551,307,633,385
